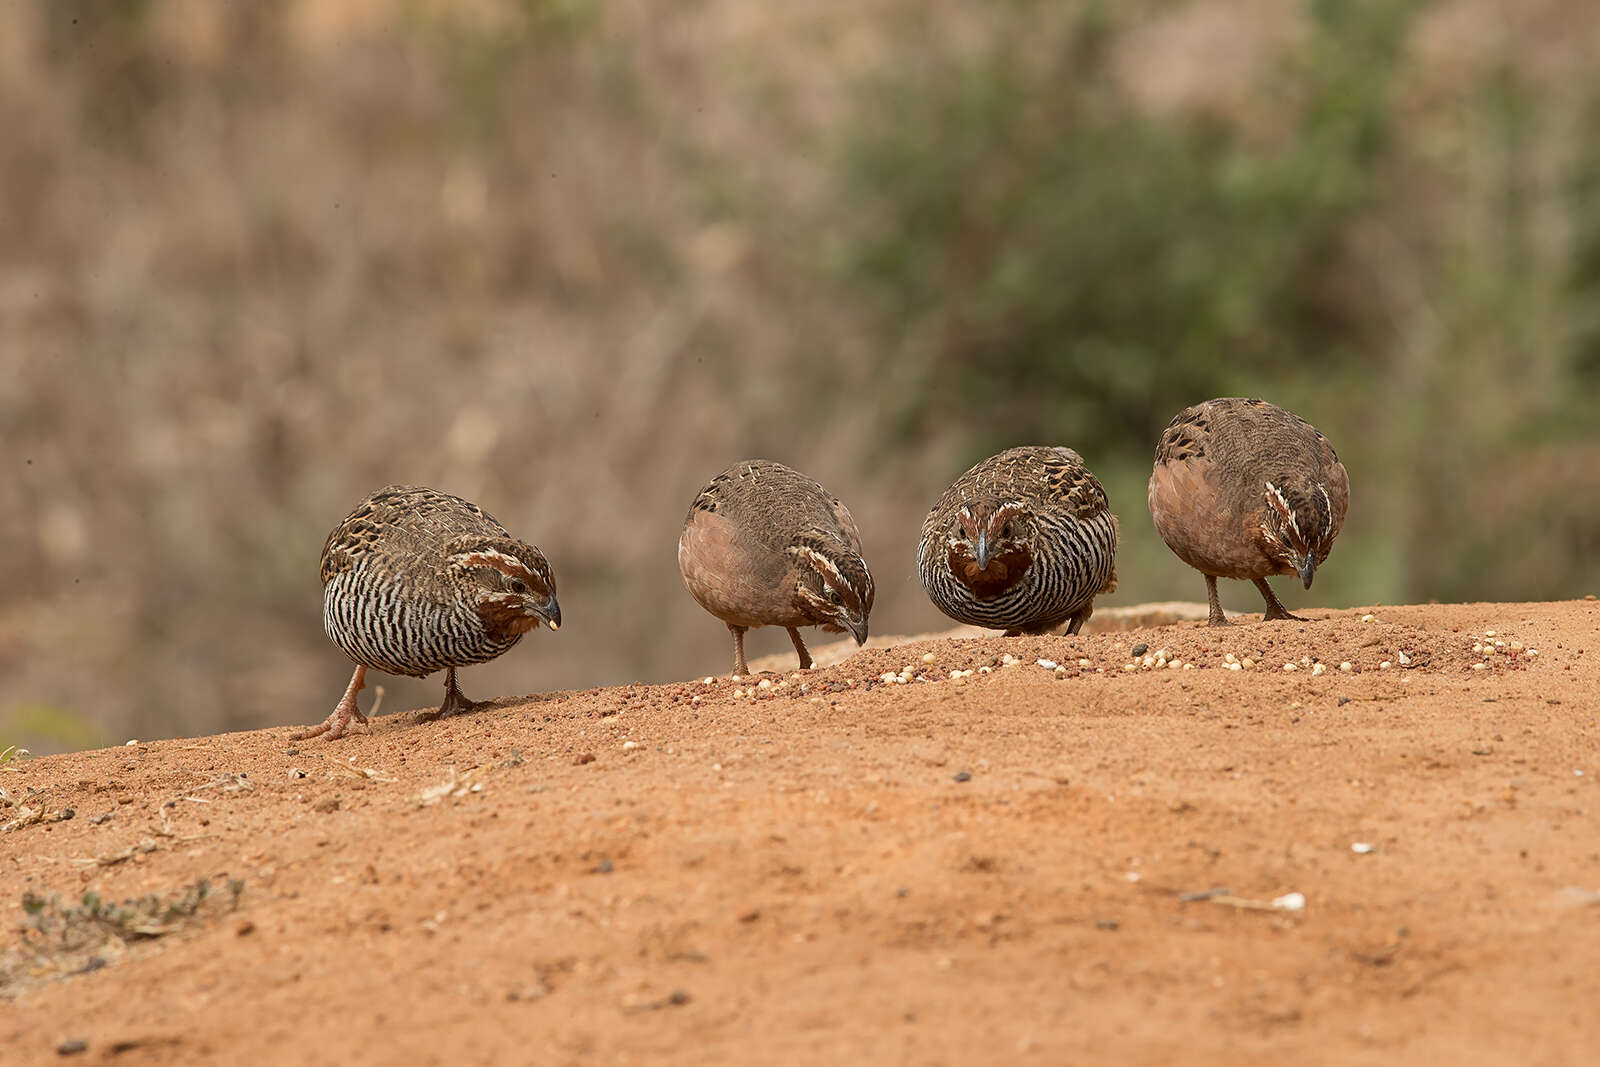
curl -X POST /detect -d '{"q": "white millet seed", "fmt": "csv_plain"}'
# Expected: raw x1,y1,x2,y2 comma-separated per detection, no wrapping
1226,662,1242,671
1339,662,1353,672
1510,641,1524,652
1283,662,1298,672
1078,658,1091,668
1361,614,1377,623
978,666,992,674
1471,663,1487,671
622,740,640,751
1484,630,1497,637
1311,663,1326,677
1241,658,1255,670
1224,653,1238,664
1379,661,1392,670
921,652,937,664
758,679,772,689
1036,659,1058,670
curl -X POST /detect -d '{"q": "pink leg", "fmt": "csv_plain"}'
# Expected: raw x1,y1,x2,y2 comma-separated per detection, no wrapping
786,627,813,671
418,666,478,722
1253,577,1306,622
1205,575,1233,627
291,665,369,741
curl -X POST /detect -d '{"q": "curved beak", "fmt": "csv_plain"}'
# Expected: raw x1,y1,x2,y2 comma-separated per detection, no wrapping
847,614,869,647
975,529,990,571
1297,554,1317,590
537,595,562,632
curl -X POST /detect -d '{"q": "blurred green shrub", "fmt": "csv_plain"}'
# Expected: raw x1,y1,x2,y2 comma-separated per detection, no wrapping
835,0,1600,602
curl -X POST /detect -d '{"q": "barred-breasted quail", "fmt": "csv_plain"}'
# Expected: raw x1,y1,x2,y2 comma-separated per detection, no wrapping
918,446,1119,635
293,485,561,741
1148,397,1349,626
679,460,874,676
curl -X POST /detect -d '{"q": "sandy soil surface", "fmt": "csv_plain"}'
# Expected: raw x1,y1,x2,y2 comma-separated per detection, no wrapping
3,600,1598,1065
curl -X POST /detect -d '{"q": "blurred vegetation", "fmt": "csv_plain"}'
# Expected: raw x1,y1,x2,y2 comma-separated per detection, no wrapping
1,0,1596,752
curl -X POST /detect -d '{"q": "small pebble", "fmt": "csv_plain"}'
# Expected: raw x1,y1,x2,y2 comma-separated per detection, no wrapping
622,740,640,751
1311,663,1326,677
953,770,972,783
1271,892,1306,912
1131,643,1148,657
1351,842,1375,854
1241,658,1255,670
1361,614,1376,623
57,1039,88,1056
1036,659,1058,670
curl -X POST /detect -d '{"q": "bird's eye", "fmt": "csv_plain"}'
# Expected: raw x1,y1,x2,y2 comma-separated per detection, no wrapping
508,578,528,594
827,589,843,604
1000,523,1013,538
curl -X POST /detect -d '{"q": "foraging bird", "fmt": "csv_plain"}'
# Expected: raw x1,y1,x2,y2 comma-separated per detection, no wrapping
1147,397,1349,626
918,446,1119,635
678,460,874,676
293,485,561,741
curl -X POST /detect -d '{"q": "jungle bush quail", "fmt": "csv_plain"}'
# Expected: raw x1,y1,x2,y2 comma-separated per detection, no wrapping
678,460,874,676
1148,397,1349,626
918,446,1119,635
294,485,561,741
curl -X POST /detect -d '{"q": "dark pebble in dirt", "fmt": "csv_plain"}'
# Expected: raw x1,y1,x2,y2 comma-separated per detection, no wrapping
1337,697,1351,706
593,858,614,874
574,753,596,765
668,990,691,1006
1131,643,1148,657
57,1040,88,1056
953,770,972,783
284,748,299,756
1095,919,1120,931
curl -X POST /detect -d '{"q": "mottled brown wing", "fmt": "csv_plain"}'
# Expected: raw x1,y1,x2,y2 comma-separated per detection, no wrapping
1039,449,1111,520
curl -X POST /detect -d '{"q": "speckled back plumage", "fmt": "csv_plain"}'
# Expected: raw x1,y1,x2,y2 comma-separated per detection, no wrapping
918,446,1119,634
1148,398,1348,583
678,461,873,636
321,485,556,678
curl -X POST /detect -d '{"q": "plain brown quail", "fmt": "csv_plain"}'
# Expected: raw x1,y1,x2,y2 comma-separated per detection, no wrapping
294,485,561,741
678,460,874,676
1148,397,1349,626
918,446,1119,635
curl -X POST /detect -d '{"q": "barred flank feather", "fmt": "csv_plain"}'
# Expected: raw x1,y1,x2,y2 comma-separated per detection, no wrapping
918,447,1119,635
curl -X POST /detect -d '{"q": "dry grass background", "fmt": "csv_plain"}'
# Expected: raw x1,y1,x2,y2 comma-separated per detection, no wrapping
2,0,1598,751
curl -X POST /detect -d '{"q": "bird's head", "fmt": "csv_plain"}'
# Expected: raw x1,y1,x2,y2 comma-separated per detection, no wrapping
789,536,874,646
445,535,561,639
945,500,1033,598
1259,479,1336,588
